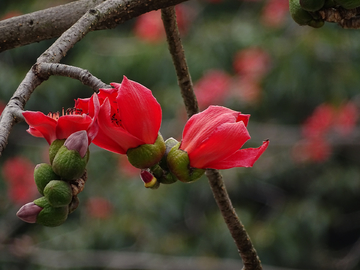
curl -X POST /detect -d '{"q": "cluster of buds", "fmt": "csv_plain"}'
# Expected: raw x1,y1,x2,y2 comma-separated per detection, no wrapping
17,131,90,227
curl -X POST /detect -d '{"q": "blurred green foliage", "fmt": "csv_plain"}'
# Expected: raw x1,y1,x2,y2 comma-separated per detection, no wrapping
1,0,360,269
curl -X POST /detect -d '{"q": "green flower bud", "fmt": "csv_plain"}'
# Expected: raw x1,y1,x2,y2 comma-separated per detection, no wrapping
300,0,325,11
34,163,61,195
52,145,88,180
34,197,69,227
44,180,73,207
166,142,205,183
127,134,166,169
289,0,324,28
49,139,66,164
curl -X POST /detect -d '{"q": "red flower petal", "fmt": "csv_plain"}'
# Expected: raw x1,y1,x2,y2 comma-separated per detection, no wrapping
181,106,249,154
94,98,144,154
188,121,251,168
204,140,269,169
56,114,92,140
116,76,161,144
22,111,57,144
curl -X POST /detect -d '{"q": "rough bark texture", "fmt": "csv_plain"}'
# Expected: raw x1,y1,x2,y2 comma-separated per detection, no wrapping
319,7,360,28
206,169,263,270
161,6,199,118
0,0,188,52
33,63,110,91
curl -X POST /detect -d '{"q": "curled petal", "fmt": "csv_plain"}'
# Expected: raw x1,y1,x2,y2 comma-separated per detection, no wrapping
22,111,58,144
116,76,161,144
181,106,248,154
188,121,251,168
204,140,269,170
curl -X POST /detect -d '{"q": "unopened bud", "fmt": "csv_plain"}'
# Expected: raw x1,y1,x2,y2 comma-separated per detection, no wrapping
166,142,205,183
140,170,160,189
44,180,73,207
16,202,43,223
52,144,88,181
49,139,66,164
34,163,61,195
127,134,166,169
33,197,69,227
64,130,88,158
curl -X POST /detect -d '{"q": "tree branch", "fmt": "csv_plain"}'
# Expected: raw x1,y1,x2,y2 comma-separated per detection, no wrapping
0,0,188,53
161,6,198,118
33,63,111,91
161,6,262,270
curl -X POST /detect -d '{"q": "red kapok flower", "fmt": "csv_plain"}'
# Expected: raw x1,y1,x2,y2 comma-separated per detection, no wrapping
75,76,162,155
22,94,100,145
179,105,268,169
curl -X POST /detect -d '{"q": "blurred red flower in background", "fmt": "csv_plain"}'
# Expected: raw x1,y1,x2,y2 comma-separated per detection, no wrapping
233,47,271,80
261,0,289,28
2,157,37,205
194,69,231,109
133,4,193,43
293,101,358,163
86,197,113,219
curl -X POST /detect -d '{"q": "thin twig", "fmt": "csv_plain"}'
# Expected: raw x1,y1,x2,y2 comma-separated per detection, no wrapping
161,6,262,270
161,6,199,118
33,63,111,92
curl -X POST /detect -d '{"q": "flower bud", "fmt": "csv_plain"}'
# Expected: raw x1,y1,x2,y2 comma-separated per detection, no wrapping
33,197,69,227
34,163,61,195
51,144,88,181
140,170,160,189
44,180,73,207
64,130,89,158
16,202,43,223
49,139,66,164
127,134,166,169
166,142,205,183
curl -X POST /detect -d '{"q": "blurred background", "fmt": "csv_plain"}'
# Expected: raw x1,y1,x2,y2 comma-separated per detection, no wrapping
1,0,360,269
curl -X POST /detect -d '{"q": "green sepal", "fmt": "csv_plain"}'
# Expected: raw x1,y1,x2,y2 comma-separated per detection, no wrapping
44,180,73,207
289,0,324,28
127,134,166,169
34,163,61,195
49,139,66,165
300,0,325,11
34,196,69,227
335,0,360,9
52,145,88,180
166,142,205,183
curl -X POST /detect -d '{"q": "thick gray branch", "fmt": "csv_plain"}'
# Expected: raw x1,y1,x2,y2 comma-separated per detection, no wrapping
33,63,111,91
0,0,188,52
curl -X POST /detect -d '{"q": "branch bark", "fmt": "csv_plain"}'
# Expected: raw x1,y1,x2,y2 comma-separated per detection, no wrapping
0,0,188,53
319,7,360,28
33,63,111,91
161,6,262,270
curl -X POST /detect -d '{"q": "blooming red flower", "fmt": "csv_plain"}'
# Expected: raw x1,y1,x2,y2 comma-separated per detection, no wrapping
23,94,99,145
75,76,162,154
334,101,358,137
179,106,269,169
2,156,37,205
